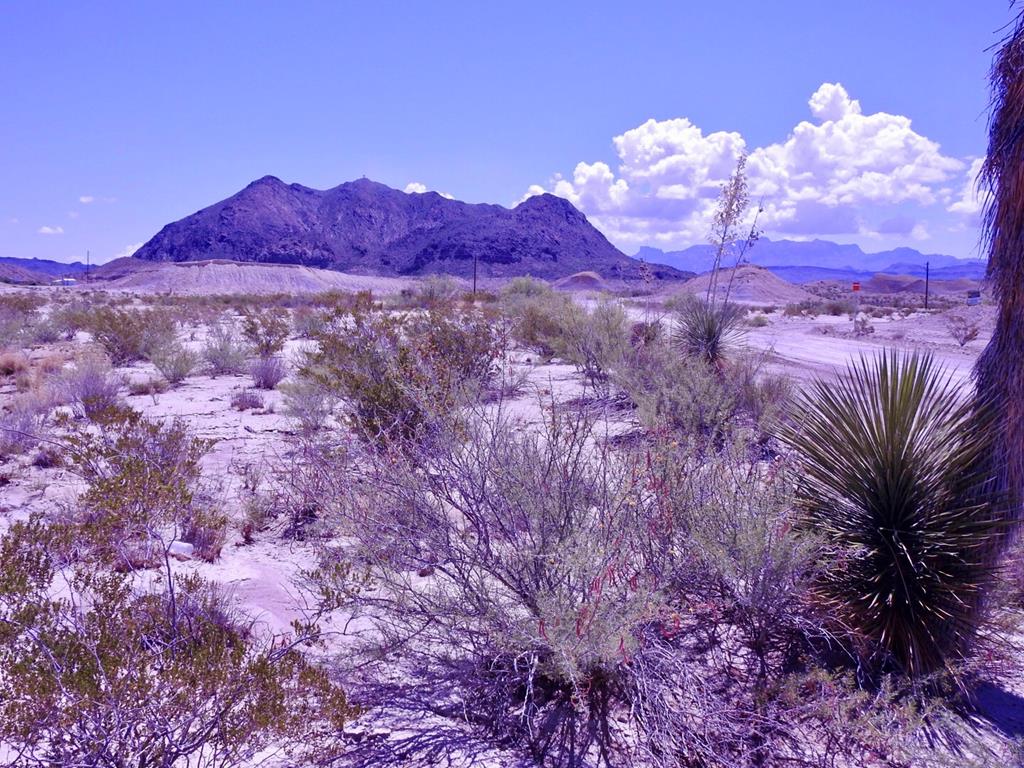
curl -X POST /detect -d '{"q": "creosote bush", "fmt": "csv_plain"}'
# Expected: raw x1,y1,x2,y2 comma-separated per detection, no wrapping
81,305,179,365
304,304,504,444
241,306,290,358
0,517,354,767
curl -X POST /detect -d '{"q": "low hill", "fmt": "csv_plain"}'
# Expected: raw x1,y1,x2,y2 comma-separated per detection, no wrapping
132,177,690,282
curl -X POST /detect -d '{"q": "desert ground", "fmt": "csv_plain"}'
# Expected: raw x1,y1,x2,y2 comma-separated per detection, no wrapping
0,264,1011,766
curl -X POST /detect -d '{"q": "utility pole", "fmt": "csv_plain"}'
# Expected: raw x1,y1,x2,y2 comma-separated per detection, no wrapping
86,249,90,282
924,261,930,310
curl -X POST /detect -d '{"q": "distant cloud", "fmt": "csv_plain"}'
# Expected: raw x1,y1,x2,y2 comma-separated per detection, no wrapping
947,157,986,220
37,225,64,235
112,242,143,260
68,210,80,219
524,82,968,250
7,217,18,225
79,195,95,204
405,181,454,199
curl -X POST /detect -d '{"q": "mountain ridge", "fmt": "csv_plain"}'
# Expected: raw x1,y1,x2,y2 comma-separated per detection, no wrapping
131,177,688,281
637,239,986,282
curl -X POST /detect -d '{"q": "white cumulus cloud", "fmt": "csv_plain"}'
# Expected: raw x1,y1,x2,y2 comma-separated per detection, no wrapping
947,157,987,219
405,181,454,199
112,242,143,260
37,225,64,235
525,83,971,251
79,195,95,204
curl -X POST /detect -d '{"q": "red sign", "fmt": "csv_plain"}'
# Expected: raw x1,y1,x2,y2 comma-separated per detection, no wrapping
852,282,861,292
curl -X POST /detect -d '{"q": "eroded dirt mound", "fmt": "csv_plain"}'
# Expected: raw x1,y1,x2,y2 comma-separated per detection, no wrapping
100,259,414,295
554,271,609,292
675,265,816,304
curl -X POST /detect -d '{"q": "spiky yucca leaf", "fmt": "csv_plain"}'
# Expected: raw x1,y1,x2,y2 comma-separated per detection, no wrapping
783,350,1003,677
672,296,745,366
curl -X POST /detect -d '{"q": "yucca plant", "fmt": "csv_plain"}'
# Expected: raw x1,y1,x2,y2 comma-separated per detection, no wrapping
782,350,1003,677
672,295,745,366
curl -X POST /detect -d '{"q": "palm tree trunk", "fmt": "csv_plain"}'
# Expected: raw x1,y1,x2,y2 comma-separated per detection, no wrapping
977,11,1024,533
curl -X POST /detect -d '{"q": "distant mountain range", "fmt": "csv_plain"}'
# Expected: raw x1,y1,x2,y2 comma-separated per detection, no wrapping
130,176,687,281
0,256,87,282
636,239,987,283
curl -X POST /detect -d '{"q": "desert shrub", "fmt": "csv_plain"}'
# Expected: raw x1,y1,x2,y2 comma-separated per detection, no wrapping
81,306,179,365
554,299,631,394
308,407,666,763
0,350,29,377
48,299,92,340
241,307,290,358
305,305,503,444
501,275,552,299
182,508,228,562
415,274,463,308
293,305,329,338
672,295,746,365
630,319,662,350
251,354,287,389
150,343,200,386
747,312,770,328
613,342,737,438
823,298,855,316
60,407,210,569
500,288,573,358
945,312,981,346
59,352,122,419
128,376,170,396
231,388,264,411
0,518,354,766
0,396,48,458
203,319,250,375
732,353,793,433
0,294,46,347
281,376,338,434
781,351,1006,677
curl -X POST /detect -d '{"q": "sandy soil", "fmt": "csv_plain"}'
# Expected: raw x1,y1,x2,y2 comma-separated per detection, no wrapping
0,277,1010,764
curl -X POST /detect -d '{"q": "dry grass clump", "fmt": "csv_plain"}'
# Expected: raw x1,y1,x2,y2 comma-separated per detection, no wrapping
202,318,250,375
58,352,122,420
150,343,200,386
250,354,287,389
0,350,29,377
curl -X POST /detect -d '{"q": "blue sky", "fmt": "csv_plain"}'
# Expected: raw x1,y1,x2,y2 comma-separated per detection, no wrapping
0,1,1009,264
